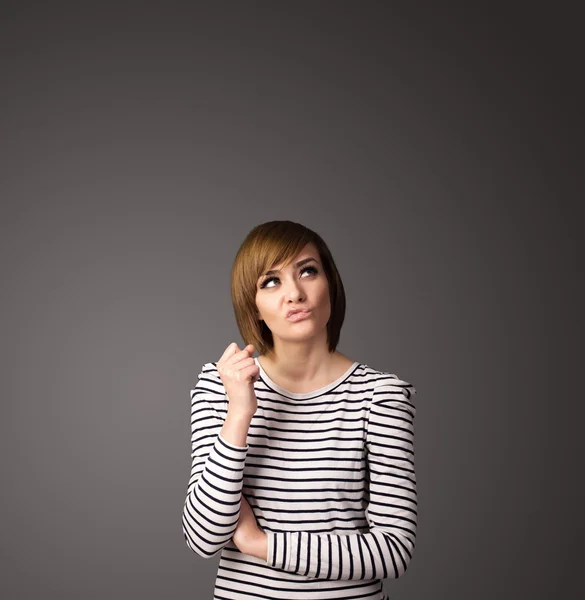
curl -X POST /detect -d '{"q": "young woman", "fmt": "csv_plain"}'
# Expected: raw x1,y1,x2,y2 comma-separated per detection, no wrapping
182,220,417,600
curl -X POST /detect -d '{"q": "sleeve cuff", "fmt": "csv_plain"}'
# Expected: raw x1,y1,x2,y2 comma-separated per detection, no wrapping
217,431,249,452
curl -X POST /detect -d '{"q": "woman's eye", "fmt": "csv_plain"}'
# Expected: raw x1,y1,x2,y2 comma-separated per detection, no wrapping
260,266,318,289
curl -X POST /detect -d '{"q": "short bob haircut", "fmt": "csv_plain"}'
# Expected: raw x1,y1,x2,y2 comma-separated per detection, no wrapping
231,220,346,357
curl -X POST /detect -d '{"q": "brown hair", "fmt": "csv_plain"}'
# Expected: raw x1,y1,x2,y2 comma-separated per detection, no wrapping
231,220,346,357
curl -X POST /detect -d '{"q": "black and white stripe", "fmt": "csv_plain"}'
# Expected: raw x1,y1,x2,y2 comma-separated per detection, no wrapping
182,360,417,599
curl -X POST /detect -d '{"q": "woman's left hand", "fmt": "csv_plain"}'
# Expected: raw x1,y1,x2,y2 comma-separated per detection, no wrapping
233,494,268,561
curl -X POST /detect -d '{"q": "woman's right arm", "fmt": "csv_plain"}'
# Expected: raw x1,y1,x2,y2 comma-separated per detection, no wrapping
181,363,253,558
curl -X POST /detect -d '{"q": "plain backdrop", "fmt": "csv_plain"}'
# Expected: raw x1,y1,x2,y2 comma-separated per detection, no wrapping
1,2,582,599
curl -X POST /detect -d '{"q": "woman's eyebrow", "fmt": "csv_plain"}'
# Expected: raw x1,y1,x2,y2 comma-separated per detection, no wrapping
263,257,318,277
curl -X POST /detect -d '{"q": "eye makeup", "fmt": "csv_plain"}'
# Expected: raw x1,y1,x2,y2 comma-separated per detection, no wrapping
259,265,319,289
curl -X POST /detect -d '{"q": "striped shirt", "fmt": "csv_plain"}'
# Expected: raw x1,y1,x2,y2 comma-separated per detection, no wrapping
182,357,417,600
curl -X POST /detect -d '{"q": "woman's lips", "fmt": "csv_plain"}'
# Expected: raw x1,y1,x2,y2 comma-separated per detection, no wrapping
286,310,312,322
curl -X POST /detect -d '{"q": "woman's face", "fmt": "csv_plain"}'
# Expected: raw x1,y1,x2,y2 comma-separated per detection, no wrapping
255,242,331,344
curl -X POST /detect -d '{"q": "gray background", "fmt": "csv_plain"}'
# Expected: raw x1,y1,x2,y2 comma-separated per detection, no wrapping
1,2,582,599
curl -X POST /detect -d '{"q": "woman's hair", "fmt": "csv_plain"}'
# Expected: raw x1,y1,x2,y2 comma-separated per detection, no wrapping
231,220,346,357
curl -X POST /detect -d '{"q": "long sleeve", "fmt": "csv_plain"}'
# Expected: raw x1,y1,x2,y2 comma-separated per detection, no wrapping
265,381,417,580
182,363,249,557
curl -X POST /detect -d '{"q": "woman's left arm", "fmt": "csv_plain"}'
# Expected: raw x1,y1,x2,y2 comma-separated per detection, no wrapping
259,383,418,580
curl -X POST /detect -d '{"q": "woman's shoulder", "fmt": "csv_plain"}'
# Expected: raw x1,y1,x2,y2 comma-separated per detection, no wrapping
198,361,221,378
359,362,417,401
191,361,223,395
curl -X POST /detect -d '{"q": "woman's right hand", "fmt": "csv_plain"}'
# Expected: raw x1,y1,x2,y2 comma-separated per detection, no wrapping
217,343,260,417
